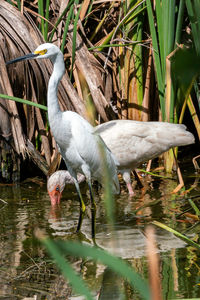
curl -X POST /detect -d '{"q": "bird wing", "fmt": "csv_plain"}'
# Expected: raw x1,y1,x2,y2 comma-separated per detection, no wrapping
94,120,150,139
94,120,194,171
93,129,119,166
94,120,117,135
94,120,194,144
67,113,119,192
64,112,119,167
67,112,106,174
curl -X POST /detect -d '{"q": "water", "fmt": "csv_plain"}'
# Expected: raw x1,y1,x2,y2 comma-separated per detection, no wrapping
0,165,200,299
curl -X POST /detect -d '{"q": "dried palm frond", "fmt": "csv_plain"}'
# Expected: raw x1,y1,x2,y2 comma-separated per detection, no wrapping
0,1,87,180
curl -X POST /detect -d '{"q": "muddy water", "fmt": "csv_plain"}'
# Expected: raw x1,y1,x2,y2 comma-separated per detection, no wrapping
0,163,200,299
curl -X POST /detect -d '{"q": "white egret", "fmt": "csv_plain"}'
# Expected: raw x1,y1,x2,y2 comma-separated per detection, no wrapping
7,43,119,238
47,119,195,199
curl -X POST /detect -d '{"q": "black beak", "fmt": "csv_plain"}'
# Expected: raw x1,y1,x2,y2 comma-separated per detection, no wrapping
6,53,39,65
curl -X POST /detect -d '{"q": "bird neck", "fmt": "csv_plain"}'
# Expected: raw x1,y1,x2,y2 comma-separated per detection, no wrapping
47,52,65,119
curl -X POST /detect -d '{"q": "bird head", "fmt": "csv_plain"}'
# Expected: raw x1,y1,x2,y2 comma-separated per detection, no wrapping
6,43,62,65
33,43,62,60
47,170,85,205
48,184,62,206
47,171,66,206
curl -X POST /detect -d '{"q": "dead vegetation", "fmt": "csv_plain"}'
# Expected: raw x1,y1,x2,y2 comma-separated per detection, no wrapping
0,0,199,182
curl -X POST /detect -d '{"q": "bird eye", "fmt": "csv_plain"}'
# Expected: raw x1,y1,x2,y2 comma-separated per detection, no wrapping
56,186,60,192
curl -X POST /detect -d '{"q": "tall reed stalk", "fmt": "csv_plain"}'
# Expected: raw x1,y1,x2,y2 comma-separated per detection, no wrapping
146,0,195,172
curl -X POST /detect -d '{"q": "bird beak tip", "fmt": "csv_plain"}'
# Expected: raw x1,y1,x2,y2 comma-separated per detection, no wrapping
50,197,60,206
6,53,39,65
49,191,61,206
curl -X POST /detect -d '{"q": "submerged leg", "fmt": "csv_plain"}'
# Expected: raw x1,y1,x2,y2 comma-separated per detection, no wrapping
81,164,97,241
64,162,86,233
73,180,86,232
88,180,96,240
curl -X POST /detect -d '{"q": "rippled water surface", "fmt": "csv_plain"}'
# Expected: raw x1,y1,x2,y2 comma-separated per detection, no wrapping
0,161,200,299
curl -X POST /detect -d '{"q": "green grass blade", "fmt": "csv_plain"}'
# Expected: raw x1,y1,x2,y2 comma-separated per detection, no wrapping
167,0,175,54
70,3,82,80
38,0,45,36
137,168,175,180
113,0,146,36
43,238,95,300
48,0,75,42
6,0,14,6
175,0,185,45
90,2,114,42
125,5,146,25
84,0,94,26
16,0,21,10
167,1,176,123
171,47,200,98
160,0,173,74
61,4,74,53
146,0,165,120
185,0,200,54
129,4,144,107
153,221,200,251
88,41,143,51
44,0,50,41
162,0,168,76
155,0,164,74
102,0,145,70
0,94,47,111
188,199,200,216
48,240,150,300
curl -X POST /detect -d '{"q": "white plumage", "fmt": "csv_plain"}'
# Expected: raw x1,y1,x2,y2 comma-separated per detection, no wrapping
49,109,119,194
95,119,195,194
7,43,195,207
7,43,119,237
47,119,195,197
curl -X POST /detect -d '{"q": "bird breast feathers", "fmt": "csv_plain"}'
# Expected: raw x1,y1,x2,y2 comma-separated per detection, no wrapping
69,114,103,165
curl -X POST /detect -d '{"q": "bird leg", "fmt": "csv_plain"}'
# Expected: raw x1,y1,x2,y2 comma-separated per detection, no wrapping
126,182,134,196
74,180,86,233
88,180,96,240
81,163,97,240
